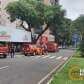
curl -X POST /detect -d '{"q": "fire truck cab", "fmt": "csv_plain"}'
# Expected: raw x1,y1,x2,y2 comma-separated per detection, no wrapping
0,43,9,58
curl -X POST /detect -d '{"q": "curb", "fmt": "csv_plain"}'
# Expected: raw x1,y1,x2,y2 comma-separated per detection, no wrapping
47,54,73,84
37,54,73,84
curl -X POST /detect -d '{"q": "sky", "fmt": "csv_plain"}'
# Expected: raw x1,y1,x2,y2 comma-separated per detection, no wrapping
59,0,84,20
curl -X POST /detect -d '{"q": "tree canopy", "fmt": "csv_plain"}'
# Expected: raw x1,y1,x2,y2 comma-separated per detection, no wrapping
71,15,84,36
72,15,84,56
6,0,66,43
6,0,42,28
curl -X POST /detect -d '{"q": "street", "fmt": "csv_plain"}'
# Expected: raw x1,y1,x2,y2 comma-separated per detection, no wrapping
0,0,83,84
0,49,74,84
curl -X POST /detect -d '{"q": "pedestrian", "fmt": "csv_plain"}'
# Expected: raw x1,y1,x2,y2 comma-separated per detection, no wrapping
42,43,48,55
10,44,15,58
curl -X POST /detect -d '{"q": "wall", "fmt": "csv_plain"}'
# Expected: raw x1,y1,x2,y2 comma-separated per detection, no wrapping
0,0,16,26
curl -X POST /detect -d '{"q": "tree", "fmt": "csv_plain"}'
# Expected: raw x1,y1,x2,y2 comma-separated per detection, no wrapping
72,15,84,39
6,0,40,31
6,0,65,43
61,18,72,46
71,15,84,57
36,4,65,43
6,0,45,43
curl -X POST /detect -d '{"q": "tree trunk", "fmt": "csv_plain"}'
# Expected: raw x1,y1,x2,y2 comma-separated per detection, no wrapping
20,21,34,42
35,25,49,43
20,21,49,44
20,21,28,31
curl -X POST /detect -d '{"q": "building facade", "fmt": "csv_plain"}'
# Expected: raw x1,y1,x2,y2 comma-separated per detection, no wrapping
0,0,16,26
0,0,58,42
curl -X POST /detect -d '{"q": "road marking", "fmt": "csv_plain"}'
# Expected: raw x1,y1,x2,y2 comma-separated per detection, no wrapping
35,56,41,58
42,56,49,58
38,53,74,84
47,55,73,84
56,56,62,60
49,56,56,59
63,57,68,60
37,57,68,84
0,66,8,70
31,56,40,60
42,55,50,56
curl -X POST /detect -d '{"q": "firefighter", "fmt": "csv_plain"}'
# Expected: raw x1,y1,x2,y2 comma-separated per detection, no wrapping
10,44,15,58
42,43,48,55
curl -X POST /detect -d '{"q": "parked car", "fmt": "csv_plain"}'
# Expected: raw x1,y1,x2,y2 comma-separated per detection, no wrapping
0,44,9,58
22,43,45,56
47,42,59,52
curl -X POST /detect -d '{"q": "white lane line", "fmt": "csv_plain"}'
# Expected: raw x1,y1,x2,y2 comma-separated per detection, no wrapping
31,56,40,60
63,57,68,60
35,56,41,58
42,56,49,58
30,55,48,60
49,56,56,59
29,55,50,60
0,66,9,70
56,56,62,60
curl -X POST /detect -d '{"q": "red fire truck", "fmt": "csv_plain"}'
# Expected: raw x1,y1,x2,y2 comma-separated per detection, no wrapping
39,36,59,52
0,43,9,58
22,43,45,56
47,42,59,52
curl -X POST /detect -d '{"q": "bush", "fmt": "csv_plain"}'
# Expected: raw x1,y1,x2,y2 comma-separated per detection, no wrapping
79,38,84,57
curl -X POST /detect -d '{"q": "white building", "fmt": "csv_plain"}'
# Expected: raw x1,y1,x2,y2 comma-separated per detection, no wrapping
0,25,31,42
0,0,17,26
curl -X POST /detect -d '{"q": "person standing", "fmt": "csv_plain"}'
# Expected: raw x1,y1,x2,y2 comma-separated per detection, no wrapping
10,44,15,58
42,43,48,55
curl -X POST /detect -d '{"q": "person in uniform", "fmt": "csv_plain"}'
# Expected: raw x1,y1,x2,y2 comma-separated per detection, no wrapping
10,44,15,58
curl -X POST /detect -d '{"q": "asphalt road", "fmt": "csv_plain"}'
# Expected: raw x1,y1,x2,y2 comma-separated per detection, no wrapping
0,49,74,84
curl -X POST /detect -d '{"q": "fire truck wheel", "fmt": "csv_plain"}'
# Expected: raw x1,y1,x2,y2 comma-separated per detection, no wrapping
24,54,28,56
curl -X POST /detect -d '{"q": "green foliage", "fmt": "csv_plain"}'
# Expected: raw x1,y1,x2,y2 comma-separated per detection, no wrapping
72,15,84,57
6,0,39,26
79,37,84,57
71,15,84,35
62,18,72,45
6,0,68,43
6,0,65,27
43,5,66,42
50,56,84,84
